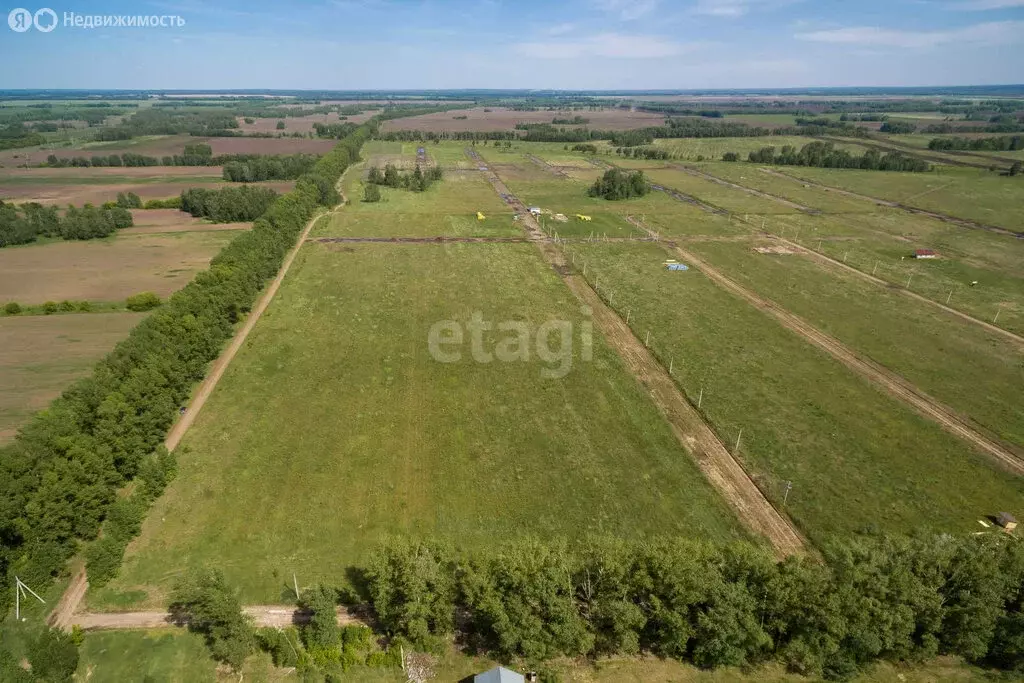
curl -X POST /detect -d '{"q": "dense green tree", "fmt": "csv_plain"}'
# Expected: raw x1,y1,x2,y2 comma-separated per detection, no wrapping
588,169,649,200
170,568,255,671
363,183,381,202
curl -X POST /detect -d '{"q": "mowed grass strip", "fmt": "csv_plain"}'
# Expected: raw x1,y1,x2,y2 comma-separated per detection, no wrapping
760,211,1024,335
99,241,744,606
686,240,1024,449
0,312,146,444
567,242,1024,542
778,166,1024,232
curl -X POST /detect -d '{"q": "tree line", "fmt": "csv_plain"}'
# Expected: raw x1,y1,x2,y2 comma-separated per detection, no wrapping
0,200,134,248
740,142,930,172
221,154,319,181
357,534,1023,680
0,123,375,626
588,169,650,200
929,135,1023,151
180,186,280,222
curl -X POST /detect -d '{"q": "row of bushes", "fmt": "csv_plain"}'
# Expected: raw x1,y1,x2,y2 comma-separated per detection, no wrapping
740,142,930,172
44,147,320,178
1,293,158,317
0,122,375,618
0,201,133,248
929,135,1023,152
360,535,1024,680
179,185,280,223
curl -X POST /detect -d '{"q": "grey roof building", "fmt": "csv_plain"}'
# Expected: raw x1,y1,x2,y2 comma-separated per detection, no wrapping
474,666,525,683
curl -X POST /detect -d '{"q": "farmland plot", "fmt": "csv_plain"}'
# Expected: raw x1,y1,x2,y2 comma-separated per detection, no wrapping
567,242,1024,542
97,241,744,606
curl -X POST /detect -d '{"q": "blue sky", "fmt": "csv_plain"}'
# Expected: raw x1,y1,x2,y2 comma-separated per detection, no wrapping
1,0,1022,89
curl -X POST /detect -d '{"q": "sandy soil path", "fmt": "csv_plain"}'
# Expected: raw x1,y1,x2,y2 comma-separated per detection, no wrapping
71,605,363,631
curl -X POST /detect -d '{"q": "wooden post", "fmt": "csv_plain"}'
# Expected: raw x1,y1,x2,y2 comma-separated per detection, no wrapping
734,428,742,453
698,387,703,408
645,330,650,346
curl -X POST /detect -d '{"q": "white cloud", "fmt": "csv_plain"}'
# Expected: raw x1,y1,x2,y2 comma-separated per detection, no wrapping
514,32,688,59
545,22,577,36
949,0,1024,9
692,0,803,18
795,20,1024,48
592,0,659,20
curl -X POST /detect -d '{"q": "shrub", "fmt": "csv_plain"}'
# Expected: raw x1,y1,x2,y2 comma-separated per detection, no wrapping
42,301,58,314
362,183,381,203
3,302,20,315
276,120,286,130
722,152,740,162
170,568,255,671
77,301,92,312
26,628,79,683
58,300,75,312
125,291,162,312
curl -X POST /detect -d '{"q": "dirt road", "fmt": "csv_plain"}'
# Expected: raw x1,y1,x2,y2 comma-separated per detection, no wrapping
641,221,1024,476
469,149,806,557
72,606,363,631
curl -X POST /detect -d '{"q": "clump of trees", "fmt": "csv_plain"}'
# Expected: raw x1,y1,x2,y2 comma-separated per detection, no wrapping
744,142,930,172
363,534,1024,679
588,169,650,200
180,186,279,222
722,152,740,162
0,200,133,248
365,163,443,192
115,191,142,209
928,135,1023,152
0,123,374,626
571,143,598,153
553,115,589,125
880,121,918,134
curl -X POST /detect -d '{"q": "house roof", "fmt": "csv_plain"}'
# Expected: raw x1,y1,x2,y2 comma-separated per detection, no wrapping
474,667,525,683
915,249,936,255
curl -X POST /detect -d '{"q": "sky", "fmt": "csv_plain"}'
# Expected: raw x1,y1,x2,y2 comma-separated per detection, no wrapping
0,0,1022,90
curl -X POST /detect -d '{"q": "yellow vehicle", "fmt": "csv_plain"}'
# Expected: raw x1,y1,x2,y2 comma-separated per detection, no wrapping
576,214,592,221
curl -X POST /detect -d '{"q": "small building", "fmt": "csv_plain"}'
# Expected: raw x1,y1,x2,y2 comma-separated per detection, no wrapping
528,206,542,215
997,512,1018,531
474,666,525,683
914,249,937,259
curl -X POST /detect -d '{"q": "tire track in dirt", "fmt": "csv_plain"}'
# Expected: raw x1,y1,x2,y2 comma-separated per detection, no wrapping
626,217,1024,476
467,148,807,557
759,168,1023,238
71,605,364,631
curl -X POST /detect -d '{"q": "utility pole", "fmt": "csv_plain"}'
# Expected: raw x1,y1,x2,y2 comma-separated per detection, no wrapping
14,576,45,621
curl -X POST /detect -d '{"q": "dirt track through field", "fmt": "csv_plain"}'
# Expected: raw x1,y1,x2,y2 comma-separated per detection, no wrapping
71,605,363,631
49,174,351,630
760,168,1023,238
468,149,806,557
624,217,1024,475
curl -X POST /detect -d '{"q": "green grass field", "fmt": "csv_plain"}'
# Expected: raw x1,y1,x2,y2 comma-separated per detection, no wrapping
645,168,803,216
566,242,1024,543
96,239,745,607
692,161,881,213
685,240,1024,449
758,211,1024,335
644,136,871,161
779,166,1024,232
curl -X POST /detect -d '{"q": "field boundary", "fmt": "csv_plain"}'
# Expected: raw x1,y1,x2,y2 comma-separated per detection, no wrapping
642,173,1024,346
625,216,1024,475
760,168,1023,238
470,148,807,557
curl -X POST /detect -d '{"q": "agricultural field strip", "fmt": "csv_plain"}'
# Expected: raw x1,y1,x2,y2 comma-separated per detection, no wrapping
826,135,1016,169
625,215,1024,474
309,236,659,244
761,168,1022,238
672,164,817,214
675,167,1024,345
48,176,350,629
470,148,806,556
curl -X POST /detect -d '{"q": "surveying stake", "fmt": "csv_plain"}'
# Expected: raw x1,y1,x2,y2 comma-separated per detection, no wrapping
15,576,45,621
